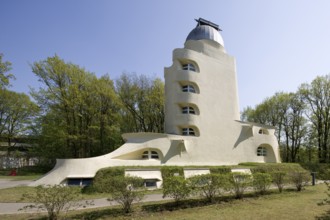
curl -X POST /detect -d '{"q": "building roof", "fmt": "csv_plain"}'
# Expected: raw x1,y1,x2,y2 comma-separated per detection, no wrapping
186,18,224,46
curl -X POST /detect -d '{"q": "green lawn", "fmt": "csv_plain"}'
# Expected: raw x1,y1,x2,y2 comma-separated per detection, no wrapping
0,184,329,220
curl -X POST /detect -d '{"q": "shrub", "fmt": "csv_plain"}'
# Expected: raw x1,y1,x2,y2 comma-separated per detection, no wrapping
271,171,288,193
162,175,191,203
189,173,229,202
228,172,252,199
93,167,125,193
20,185,90,220
252,172,272,195
107,175,145,213
289,171,310,191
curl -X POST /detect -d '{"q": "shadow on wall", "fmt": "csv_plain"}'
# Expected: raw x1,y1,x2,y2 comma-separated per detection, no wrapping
233,125,253,148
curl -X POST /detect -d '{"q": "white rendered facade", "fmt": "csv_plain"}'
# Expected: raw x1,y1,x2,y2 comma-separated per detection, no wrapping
30,18,280,186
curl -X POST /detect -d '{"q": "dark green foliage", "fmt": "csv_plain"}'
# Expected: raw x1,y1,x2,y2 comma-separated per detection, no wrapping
92,167,125,193
189,173,229,202
162,176,191,203
161,166,184,180
107,175,145,213
209,167,231,174
252,172,272,195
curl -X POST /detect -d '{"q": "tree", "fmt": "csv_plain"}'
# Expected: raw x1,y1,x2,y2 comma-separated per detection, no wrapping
116,73,165,133
31,55,121,159
107,175,145,213
242,92,308,162
0,89,39,149
0,53,15,88
299,75,330,163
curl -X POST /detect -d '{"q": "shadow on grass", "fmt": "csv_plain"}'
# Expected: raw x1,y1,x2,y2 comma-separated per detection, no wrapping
316,210,330,220
70,207,125,220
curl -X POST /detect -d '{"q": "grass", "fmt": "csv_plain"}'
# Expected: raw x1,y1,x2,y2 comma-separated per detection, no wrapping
0,184,329,219
0,175,42,181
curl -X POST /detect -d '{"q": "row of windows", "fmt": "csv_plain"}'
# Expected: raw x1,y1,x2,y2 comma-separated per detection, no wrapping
181,62,197,136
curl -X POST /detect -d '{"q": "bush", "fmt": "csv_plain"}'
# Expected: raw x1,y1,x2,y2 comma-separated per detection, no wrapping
228,172,252,199
289,171,310,191
21,185,90,220
271,171,288,193
252,172,272,195
162,175,191,203
189,173,229,202
93,167,125,193
107,175,145,213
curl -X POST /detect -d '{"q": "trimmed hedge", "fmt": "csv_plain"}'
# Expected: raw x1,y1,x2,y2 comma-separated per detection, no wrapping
209,167,231,174
91,167,125,193
161,166,184,180
248,163,307,174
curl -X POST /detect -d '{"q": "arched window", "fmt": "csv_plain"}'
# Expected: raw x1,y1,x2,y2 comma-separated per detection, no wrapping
182,106,195,114
182,128,195,136
257,146,267,156
142,151,149,159
141,150,159,159
258,129,269,135
150,151,159,159
182,85,196,93
182,63,196,72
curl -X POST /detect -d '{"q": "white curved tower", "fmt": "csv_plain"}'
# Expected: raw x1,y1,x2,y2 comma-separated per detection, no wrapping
31,18,280,186
165,18,240,137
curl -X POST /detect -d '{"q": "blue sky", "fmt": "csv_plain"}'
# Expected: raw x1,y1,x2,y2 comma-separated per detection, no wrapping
1,0,330,111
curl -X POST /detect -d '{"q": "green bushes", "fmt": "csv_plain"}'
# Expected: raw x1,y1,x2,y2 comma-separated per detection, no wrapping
21,185,90,220
189,173,229,202
107,175,145,213
271,171,287,193
162,176,191,203
228,173,252,199
252,172,272,195
289,171,310,191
